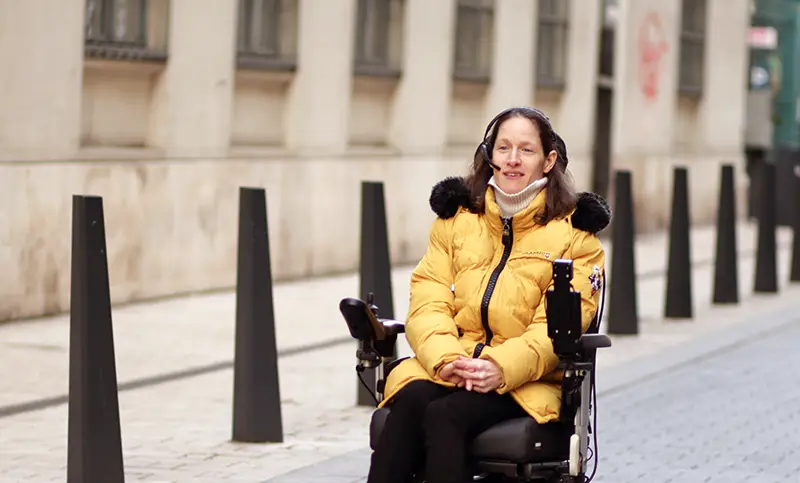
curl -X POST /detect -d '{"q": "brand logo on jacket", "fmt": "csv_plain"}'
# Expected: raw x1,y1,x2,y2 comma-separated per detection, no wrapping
523,251,551,259
589,265,602,296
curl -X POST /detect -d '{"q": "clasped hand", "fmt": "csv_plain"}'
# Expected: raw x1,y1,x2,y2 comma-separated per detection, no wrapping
439,356,502,393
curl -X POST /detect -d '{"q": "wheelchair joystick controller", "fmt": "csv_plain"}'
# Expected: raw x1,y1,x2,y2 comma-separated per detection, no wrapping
339,295,406,405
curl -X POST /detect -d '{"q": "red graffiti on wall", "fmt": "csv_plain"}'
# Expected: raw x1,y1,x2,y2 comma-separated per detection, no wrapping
637,12,669,101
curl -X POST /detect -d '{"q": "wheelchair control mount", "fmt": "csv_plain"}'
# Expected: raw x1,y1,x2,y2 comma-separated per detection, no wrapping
545,259,592,431
340,294,406,405
339,294,399,367
545,259,583,360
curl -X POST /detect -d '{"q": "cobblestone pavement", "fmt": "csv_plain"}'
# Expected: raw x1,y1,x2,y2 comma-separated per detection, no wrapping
593,312,800,483
0,222,797,482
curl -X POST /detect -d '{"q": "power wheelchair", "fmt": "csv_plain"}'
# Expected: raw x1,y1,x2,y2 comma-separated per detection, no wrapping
339,259,612,483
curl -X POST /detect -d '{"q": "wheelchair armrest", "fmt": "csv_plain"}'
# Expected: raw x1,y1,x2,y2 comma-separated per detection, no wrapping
378,318,405,336
384,355,409,378
578,333,611,351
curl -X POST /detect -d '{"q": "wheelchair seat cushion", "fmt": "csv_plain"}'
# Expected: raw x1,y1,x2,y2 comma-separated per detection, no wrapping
370,407,571,463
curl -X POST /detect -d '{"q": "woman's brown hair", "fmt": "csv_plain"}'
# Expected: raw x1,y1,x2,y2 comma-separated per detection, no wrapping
465,107,577,224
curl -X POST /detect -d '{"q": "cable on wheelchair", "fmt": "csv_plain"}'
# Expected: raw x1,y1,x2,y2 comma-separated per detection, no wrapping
356,364,380,406
584,268,607,483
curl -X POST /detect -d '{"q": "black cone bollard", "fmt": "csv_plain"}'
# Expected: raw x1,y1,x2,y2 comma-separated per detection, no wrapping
607,170,639,335
664,167,693,319
67,195,125,483
791,169,800,282
232,187,283,443
357,181,395,407
713,164,739,303
754,163,779,293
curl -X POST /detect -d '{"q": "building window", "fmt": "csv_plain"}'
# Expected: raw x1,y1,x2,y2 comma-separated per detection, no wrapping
354,0,403,76
536,0,570,88
85,0,145,45
453,0,494,82
237,0,298,70
84,0,166,60
678,0,706,95
598,0,616,79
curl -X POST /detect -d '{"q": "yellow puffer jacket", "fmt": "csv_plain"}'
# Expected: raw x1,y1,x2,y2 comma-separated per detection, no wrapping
379,178,609,424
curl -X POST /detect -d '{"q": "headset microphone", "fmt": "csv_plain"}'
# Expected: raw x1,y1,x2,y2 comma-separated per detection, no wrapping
480,143,502,171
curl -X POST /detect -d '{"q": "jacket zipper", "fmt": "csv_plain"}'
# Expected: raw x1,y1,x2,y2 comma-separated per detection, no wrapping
473,216,514,358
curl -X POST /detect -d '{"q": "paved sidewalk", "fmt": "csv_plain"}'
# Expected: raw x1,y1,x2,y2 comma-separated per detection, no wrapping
0,220,797,482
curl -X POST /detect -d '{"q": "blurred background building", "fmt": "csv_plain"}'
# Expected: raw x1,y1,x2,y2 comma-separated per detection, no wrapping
745,0,800,225
0,0,796,322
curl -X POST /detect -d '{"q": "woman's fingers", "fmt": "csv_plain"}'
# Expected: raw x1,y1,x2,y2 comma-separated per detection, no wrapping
452,368,471,379
453,368,485,381
451,359,499,392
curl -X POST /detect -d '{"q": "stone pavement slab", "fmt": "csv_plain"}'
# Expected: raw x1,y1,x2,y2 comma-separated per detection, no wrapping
0,343,376,483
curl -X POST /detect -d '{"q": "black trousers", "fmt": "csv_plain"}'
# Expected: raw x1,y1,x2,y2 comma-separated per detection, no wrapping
367,380,528,483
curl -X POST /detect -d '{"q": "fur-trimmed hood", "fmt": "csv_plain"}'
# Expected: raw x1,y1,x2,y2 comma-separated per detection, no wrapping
428,176,611,234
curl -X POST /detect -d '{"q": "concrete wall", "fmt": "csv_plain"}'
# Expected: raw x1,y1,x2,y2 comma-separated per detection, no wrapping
0,0,753,321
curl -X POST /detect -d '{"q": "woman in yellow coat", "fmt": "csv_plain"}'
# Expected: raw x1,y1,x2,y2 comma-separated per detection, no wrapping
366,106,610,483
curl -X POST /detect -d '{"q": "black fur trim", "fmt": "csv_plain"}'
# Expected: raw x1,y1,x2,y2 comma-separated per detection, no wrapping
429,176,473,219
572,192,611,234
428,176,611,233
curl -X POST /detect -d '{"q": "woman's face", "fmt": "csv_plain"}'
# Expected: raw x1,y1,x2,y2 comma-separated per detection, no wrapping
491,116,557,194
